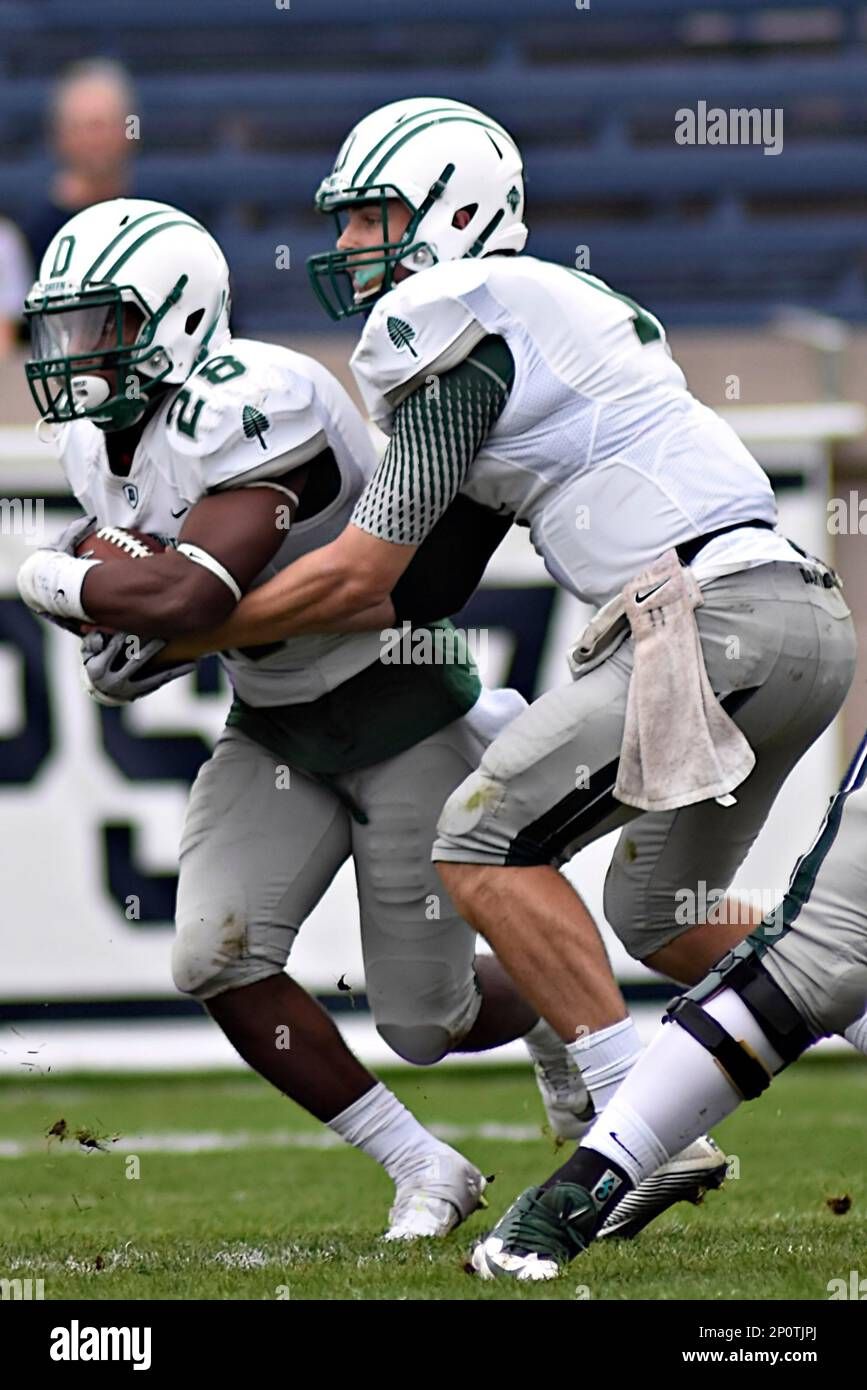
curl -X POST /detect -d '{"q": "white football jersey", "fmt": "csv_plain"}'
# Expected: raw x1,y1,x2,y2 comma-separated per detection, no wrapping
351,256,802,606
57,338,384,705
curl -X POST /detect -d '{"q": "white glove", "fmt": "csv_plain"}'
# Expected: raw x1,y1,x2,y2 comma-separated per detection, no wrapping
80,630,195,706
50,513,99,557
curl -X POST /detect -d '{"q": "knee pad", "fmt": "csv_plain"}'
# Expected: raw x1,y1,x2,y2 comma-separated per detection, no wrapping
434,772,509,863
367,957,482,1064
172,911,287,1001
604,861,730,962
664,938,815,1100
602,870,638,957
376,1022,453,1067
602,868,667,961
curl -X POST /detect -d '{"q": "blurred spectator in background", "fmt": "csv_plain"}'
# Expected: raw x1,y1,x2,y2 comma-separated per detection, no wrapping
23,58,138,269
0,217,32,355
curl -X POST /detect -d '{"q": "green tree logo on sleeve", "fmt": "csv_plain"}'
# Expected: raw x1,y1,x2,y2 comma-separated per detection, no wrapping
242,404,271,450
387,316,418,358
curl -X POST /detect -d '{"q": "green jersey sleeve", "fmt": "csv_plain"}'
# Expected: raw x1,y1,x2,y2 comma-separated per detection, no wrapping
350,334,515,547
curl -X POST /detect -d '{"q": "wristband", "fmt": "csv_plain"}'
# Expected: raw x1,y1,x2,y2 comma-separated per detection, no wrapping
17,549,101,623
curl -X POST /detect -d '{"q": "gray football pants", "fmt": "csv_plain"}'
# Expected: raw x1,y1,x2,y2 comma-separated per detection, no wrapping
172,687,526,1064
434,561,857,961
759,736,867,1038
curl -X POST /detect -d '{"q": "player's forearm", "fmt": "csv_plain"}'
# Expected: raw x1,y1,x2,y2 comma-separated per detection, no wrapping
159,545,394,661
81,556,234,639
160,594,397,665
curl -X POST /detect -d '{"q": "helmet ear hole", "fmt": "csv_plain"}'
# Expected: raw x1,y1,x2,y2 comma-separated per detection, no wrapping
452,204,477,230
184,307,205,336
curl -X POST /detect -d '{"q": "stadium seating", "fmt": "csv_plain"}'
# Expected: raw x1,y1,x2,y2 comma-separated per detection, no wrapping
1,0,867,331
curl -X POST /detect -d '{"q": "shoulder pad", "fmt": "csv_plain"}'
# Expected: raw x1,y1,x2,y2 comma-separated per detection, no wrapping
166,342,328,491
351,262,489,428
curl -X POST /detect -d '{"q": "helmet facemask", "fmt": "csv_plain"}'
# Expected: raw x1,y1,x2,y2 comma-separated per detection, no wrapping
308,173,458,321
25,276,187,432
307,99,528,322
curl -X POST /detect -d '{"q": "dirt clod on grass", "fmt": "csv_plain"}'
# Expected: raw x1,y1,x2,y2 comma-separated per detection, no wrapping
826,1194,852,1215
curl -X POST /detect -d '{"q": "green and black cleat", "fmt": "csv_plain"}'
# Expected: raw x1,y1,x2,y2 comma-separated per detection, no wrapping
470,1182,598,1281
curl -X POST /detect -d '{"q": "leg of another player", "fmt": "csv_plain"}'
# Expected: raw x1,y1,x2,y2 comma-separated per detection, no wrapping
175,731,485,1238
440,862,646,1134
473,763,867,1279
454,955,537,1050
438,863,628,1040
206,973,375,1122
435,668,651,1116
207,972,485,1238
647,901,867,1062
471,969,810,1280
643,913,756,984
643,892,867,1056
342,722,597,1140
457,955,595,1138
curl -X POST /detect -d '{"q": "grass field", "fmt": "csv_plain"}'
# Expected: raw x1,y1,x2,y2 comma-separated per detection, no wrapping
0,1058,864,1300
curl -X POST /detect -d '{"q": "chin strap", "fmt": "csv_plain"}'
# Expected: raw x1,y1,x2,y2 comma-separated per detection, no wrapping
36,417,63,444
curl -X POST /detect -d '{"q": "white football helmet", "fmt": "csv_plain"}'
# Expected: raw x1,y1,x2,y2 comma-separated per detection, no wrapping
308,97,527,319
24,198,231,431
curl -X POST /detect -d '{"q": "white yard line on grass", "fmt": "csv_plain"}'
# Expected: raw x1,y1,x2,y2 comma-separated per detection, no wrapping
2,1242,398,1274
0,1121,545,1159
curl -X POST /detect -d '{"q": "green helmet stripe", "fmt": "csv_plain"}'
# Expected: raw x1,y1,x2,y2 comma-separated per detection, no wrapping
81,209,171,284
351,105,460,184
362,115,521,188
102,218,204,280
351,106,518,187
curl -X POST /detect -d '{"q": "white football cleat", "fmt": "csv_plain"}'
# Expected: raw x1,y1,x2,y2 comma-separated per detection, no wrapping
596,1134,728,1240
524,1020,595,1140
383,1149,487,1241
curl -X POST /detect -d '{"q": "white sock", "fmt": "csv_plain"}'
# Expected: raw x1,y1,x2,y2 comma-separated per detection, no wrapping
844,1008,867,1055
566,1016,643,1114
328,1082,451,1187
582,988,784,1186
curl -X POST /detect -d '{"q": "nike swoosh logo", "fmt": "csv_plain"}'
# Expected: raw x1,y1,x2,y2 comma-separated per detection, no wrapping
610,1131,640,1165
171,506,189,519
634,578,670,604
